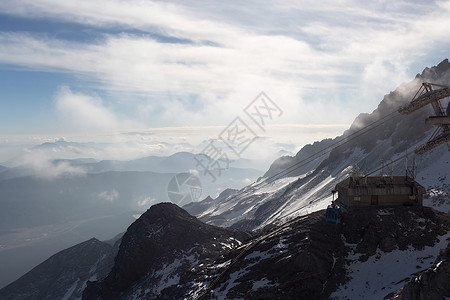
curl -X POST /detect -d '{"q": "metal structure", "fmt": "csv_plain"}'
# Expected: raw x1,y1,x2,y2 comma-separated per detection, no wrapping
335,176,426,208
398,82,450,155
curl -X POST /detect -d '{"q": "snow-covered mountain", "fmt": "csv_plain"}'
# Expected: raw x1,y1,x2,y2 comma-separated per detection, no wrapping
3,203,448,299
185,59,450,230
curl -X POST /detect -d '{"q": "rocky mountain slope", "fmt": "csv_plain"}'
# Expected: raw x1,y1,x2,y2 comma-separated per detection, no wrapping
187,206,450,300
0,211,134,292
387,241,450,300
0,151,262,289
386,240,450,300
0,236,121,300
3,203,449,299
185,59,450,230
82,203,253,299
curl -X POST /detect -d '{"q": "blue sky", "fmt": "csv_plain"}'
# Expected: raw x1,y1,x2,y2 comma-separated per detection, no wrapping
0,0,450,162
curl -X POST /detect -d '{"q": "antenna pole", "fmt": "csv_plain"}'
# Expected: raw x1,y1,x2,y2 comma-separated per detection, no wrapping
390,160,394,180
405,157,408,178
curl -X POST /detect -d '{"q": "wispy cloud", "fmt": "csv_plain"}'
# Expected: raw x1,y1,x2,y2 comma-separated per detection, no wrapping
22,150,85,180
98,189,119,202
137,196,155,207
54,86,137,131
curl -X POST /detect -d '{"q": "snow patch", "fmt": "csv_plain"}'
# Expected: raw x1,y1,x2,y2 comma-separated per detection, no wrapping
148,225,164,238
378,208,394,216
61,279,80,300
253,176,300,195
331,231,450,299
151,250,199,294
252,277,276,290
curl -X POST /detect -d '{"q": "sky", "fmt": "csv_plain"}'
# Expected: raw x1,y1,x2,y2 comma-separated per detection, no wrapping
0,0,450,164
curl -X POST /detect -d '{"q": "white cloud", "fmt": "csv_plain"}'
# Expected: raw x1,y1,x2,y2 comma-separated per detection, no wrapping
54,86,136,131
22,150,85,180
243,178,252,184
361,58,410,105
98,189,119,202
137,197,155,207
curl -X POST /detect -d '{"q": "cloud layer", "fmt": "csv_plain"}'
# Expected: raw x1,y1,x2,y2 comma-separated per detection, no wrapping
0,0,449,137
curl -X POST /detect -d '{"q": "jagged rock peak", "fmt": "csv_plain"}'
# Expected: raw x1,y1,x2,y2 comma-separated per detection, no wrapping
86,237,101,243
217,188,238,198
435,58,450,72
417,58,450,78
141,202,197,222
83,203,252,299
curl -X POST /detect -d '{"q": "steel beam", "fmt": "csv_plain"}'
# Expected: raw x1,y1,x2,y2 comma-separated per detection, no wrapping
414,131,450,155
425,116,450,125
398,88,450,114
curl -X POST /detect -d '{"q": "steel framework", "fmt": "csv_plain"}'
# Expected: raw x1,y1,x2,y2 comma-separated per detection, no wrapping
398,82,450,154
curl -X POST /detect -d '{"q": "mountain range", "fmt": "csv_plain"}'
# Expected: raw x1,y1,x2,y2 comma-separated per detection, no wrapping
1,59,450,298
0,151,263,289
1,203,448,299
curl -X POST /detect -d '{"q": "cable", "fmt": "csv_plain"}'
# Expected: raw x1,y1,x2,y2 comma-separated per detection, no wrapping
428,126,441,142
196,83,444,299
259,110,400,184
199,83,432,233
276,148,416,225
205,109,401,209
274,192,333,225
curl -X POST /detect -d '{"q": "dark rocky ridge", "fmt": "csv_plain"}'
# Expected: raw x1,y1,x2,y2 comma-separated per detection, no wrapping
84,203,450,299
186,206,450,299
83,202,253,299
2,203,449,299
263,138,336,179
0,237,119,300
183,188,238,217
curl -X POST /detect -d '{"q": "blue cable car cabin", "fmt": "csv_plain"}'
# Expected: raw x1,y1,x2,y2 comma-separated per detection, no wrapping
325,206,340,224
325,190,341,224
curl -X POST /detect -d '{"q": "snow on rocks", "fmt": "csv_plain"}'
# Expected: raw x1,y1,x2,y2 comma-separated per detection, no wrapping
331,232,450,299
